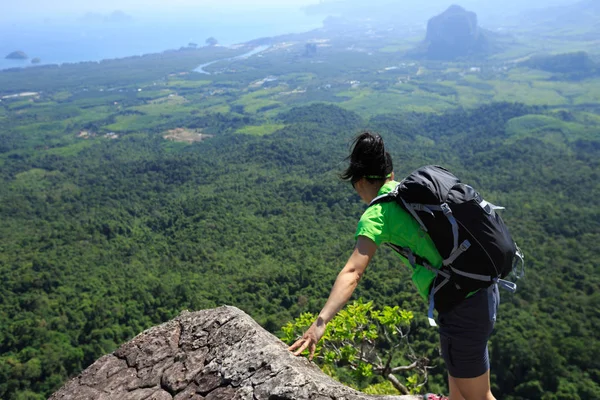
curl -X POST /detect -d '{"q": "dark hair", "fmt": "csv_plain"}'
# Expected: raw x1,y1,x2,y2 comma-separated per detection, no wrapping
341,131,393,185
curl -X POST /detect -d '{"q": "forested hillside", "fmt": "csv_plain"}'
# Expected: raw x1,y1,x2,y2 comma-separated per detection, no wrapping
1,100,598,399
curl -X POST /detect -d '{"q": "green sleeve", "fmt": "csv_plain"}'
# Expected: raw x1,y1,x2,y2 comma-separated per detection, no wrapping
355,205,387,246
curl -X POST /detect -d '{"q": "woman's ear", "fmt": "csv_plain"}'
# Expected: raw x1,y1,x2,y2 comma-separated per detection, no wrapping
353,177,364,190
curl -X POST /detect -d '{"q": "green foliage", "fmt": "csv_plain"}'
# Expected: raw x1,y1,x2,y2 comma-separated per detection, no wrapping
362,379,398,395
280,103,364,129
1,99,599,398
523,51,598,78
236,123,286,136
505,114,598,145
281,299,423,395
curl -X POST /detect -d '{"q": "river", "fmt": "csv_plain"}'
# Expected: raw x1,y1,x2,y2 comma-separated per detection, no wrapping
193,45,271,75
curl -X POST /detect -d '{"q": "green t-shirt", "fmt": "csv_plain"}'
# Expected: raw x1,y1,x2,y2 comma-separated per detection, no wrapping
355,181,443,300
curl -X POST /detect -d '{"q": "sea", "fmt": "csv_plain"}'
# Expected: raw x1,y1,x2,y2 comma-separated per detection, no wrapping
0,8,324,71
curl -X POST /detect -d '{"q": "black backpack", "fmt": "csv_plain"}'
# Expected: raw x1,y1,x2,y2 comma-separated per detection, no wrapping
369,165,524,323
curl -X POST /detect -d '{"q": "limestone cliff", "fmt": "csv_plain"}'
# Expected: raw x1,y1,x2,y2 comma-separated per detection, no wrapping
419,5,490,60
50,306,420,400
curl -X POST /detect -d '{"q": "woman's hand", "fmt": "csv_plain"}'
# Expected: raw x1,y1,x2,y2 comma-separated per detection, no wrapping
288,317,326,361
288,237,377,361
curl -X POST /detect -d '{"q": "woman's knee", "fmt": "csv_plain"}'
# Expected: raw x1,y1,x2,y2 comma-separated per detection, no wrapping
449,371,495,400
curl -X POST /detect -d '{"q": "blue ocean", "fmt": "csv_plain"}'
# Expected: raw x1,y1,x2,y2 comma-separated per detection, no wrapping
0,9,323,71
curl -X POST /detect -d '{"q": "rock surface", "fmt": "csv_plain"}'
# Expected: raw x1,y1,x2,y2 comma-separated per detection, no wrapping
50,306,420,400
422,5,489,60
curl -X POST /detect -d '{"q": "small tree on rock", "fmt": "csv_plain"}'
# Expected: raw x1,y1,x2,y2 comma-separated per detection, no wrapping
281,299,432,395
206,37,218,46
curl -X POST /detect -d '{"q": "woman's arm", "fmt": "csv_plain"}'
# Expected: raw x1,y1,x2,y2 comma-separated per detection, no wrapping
288,236,378,360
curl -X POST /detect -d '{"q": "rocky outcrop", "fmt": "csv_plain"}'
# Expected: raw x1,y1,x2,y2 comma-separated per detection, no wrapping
420,5,490,60
50,306,420,400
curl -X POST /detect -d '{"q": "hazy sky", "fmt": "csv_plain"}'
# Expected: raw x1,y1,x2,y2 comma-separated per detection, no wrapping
2,0,318,21
1,0,584,24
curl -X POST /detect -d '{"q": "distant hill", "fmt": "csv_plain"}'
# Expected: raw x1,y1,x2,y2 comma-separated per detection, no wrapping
5,51,28,60
521,51,598,79
519,0,600,27
411,5,494,60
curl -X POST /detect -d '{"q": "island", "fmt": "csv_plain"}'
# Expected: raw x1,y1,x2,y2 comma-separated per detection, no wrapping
205,37,218,46
5,51,29,60
31,57,41,64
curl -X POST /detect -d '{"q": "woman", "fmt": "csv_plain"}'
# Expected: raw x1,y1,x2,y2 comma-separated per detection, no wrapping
288,132,499,400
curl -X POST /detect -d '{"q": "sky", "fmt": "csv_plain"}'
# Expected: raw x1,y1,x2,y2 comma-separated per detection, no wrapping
1,0,319,22
2,0,584,23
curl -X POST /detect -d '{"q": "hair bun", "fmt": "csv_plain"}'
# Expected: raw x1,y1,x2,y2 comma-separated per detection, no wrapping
341,131,393,182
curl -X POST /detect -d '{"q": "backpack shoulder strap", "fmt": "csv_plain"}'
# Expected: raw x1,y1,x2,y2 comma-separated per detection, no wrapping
368,183,401,207
368,184,431,233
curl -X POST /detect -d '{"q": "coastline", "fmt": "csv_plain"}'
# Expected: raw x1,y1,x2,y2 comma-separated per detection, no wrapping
0,13,324,72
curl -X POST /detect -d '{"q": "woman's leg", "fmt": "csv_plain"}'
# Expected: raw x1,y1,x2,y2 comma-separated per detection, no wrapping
439,284,500,400
448,374,465,400
449,370,495,400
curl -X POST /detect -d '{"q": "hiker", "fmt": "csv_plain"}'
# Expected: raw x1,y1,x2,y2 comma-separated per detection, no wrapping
289,131,518,400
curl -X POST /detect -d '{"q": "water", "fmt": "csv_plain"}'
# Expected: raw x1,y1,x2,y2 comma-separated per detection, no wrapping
0,10,323,71
194,45,270,74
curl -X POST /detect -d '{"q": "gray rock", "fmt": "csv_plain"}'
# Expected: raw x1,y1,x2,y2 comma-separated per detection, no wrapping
420,5,491,60
50,306,421,400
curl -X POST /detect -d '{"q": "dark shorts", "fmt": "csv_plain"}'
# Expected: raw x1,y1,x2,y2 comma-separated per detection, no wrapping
438,283,500,379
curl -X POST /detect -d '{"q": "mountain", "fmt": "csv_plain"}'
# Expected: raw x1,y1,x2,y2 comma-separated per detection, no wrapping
413,5,492,60
50,306,419,400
